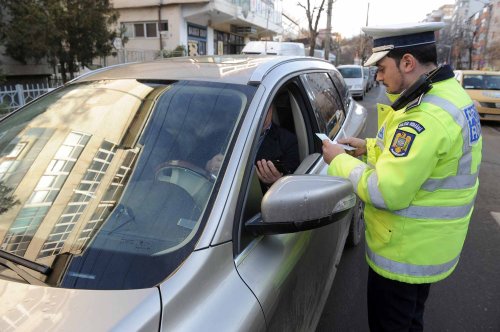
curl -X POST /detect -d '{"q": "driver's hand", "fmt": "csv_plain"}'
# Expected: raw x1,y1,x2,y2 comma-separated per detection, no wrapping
256,159,283,185
206,153,223,174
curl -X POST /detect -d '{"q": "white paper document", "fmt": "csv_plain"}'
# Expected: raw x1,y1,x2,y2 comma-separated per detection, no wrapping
315,133,356,151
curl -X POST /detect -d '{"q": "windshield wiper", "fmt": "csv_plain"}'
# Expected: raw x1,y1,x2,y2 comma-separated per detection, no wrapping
0,249,51,285
0,249,50,274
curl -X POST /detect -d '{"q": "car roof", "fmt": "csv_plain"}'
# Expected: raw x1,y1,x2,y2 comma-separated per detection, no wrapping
337,64,362,68
73,55,333,85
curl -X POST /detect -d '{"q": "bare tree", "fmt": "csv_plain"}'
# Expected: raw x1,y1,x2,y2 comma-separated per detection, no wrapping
298,0,327,56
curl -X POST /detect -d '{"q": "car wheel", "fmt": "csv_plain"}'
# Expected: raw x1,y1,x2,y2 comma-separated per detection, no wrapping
347,196,364,247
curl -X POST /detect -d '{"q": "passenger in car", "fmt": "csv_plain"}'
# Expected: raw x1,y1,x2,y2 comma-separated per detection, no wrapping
205,102,299,192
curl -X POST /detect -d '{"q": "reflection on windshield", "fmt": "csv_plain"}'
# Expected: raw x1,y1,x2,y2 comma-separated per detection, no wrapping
0,79,254,289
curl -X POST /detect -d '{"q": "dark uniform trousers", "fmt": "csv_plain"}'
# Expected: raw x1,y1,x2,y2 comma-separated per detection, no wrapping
367,267,431,332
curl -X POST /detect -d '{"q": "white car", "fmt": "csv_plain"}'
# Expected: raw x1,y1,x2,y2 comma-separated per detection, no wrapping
0,55,366,331
337,64,368,100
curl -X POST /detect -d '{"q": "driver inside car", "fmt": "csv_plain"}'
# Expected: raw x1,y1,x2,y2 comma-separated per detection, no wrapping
205,102,299,192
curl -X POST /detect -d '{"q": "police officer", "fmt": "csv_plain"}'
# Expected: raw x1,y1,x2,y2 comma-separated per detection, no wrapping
322,22,482,331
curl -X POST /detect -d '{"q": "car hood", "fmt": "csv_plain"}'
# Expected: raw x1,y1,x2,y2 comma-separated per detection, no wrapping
0,279,161,331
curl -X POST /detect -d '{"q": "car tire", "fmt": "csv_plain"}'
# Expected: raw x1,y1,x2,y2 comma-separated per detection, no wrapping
347,196,364,247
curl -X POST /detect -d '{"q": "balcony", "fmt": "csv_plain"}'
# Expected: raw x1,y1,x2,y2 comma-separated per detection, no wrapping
184,0,283,37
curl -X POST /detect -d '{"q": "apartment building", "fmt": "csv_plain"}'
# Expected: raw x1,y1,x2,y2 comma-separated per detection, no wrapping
484,0,500,69
470,4,492,69
108,0,283,64
423,5,455,65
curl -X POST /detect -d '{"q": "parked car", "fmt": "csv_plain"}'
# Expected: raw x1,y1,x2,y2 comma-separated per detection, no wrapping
454,70,500,122
363,67,372,91
369,66,379,87
0,55,366,331
337,64,367,100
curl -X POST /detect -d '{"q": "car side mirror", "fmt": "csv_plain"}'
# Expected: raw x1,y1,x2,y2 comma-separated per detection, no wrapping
245,175,356,235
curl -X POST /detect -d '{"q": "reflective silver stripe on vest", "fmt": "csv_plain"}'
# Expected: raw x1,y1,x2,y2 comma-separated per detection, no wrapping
417,95,477,193
348,164,368,193
421,172,478,191
376,139,385,151
367,173,387,209
421,95,472,175
366,245,460,277
394,199,475,219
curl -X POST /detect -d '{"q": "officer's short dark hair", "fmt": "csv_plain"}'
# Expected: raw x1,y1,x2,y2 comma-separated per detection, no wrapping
386,43,438,67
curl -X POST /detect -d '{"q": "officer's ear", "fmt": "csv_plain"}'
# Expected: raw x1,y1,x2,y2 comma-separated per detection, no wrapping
400,54,416,73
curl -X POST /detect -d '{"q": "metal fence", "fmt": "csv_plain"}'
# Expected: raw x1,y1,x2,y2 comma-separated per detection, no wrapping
0,82,62,116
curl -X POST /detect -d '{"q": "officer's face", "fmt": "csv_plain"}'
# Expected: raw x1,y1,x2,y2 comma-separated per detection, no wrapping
376,57,406,94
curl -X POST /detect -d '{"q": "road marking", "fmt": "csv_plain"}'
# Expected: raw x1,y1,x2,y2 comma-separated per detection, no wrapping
491,212,500,227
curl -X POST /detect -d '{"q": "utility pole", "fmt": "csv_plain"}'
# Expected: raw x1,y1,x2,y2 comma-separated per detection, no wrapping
366,1,370,26
324,0,334,61
360,1,370,64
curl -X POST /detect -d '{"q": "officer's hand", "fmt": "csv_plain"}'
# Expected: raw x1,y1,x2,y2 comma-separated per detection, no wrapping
337,137,367,157
322,140,346,164
256,159,283,185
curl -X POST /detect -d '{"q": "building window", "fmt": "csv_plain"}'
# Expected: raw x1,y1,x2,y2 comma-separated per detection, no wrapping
134,23,145,37
145,23,157,37
188,23,207,56
188,24,207,38
122,21,168,39
214,30,245,55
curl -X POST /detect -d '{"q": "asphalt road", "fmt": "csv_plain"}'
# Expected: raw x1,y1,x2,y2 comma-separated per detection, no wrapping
316,85,500,332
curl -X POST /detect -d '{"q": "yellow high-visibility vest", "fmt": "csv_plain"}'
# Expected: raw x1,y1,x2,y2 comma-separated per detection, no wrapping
329,76,482,284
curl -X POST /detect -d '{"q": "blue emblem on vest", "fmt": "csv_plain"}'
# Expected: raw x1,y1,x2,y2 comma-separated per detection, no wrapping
463,104,481,145
377,126,385,139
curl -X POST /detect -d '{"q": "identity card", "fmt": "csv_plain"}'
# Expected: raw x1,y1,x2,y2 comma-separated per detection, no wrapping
315,133,356,151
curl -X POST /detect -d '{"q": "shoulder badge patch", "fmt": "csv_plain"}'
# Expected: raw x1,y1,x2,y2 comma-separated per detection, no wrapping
398,120,425,134
390,129,415,157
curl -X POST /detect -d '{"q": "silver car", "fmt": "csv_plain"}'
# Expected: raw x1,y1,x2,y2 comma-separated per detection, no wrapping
337,64,367,100
0,55,366,331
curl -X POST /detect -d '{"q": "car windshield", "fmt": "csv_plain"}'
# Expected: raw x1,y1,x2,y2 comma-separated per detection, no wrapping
463,74,500,90
338,67,362,78
0,79,255,289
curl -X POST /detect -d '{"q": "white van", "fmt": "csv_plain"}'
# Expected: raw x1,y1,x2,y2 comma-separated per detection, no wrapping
241,41,305,56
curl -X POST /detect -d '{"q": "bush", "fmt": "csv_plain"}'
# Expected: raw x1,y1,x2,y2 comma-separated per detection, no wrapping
0,102,10,117
158,45,187,58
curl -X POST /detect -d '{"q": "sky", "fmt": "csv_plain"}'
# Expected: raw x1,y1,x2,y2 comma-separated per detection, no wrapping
282,0,455,38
